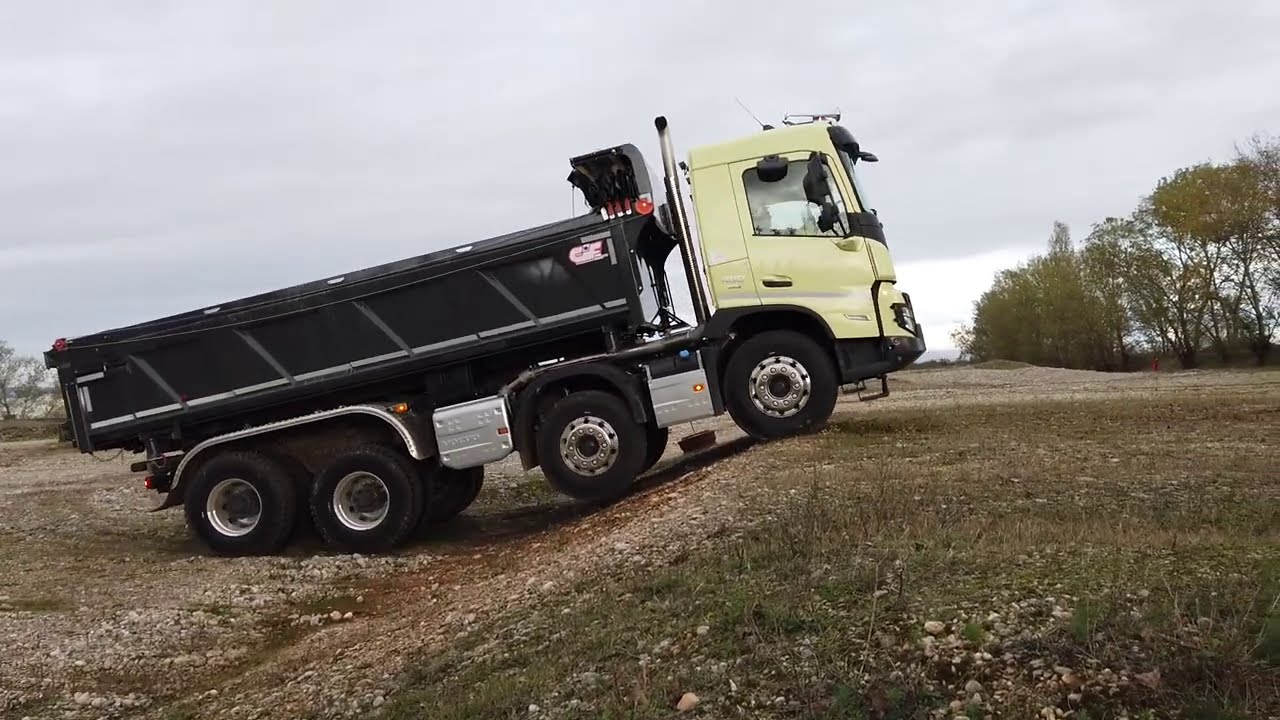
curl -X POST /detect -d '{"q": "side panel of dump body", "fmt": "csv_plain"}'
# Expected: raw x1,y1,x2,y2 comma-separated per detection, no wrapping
48,213,660,453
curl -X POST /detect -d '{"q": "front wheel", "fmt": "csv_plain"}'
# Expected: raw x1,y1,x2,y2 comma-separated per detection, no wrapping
723,330,839,440
537,390,648,502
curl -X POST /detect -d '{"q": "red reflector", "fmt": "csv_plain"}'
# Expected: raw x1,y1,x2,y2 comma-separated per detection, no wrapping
635,197,654,215
497,427,509,435
52,338,68,352
144,476,155,490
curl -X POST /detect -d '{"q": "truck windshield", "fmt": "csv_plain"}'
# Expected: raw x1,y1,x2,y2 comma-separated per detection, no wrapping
836,148,873,213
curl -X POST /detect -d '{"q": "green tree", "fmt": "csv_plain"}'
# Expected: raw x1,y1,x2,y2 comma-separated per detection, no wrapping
957,132,1278,371
1150,164,1237,361
1081,217,1135,370
1125,202,1213,368
960,259,1044,364
957,221,1106,369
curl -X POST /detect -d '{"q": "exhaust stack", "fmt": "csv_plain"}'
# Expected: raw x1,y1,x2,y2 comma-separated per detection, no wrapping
654,116,710,325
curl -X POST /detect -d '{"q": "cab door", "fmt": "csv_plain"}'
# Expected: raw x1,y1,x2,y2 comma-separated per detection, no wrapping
727,151,880,341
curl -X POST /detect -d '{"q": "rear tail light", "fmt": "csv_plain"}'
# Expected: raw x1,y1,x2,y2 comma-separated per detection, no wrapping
52,338,68,352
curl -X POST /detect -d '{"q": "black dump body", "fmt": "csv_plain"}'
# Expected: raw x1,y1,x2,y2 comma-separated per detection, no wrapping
47,204,678,453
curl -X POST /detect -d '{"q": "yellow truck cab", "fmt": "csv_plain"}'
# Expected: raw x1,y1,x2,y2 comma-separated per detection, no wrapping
656,114,925,438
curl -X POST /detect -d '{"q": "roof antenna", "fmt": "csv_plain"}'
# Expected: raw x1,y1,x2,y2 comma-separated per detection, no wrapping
735,98,773,131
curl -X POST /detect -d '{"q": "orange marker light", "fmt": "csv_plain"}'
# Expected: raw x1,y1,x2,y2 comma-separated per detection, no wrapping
693,383,705,393
390,403,410,414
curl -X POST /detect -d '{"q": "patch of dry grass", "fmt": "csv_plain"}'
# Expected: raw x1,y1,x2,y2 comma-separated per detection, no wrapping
0,595,72,613
970,359,1035,370
0,419,62,442
380,393,1279,719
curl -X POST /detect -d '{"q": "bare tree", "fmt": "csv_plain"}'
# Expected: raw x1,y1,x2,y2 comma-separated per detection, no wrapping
0,340,59,419
1234,135,1280,363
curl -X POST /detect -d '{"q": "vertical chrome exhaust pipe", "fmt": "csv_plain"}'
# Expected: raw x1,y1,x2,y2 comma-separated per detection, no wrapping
655,116,710,325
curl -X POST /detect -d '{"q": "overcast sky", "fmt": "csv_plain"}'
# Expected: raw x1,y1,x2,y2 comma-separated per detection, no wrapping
2,0,1279,359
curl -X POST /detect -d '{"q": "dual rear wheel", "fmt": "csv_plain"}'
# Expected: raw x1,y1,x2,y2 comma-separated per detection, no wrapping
185,444,484,556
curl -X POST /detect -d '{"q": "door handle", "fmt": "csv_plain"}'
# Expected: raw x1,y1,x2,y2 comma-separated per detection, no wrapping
761,275,792,288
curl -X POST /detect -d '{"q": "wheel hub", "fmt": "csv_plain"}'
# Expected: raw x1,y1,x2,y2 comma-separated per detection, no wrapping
749,354,812,418
332,471,390,531
206,478,262,537
559,415,619,476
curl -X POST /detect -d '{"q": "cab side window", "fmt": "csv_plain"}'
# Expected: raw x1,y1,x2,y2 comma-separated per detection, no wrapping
742,157,847,237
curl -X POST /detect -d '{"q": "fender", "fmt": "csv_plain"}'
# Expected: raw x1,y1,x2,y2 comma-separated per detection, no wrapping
703,304,837,341
510,361,649,471
152,404,432,511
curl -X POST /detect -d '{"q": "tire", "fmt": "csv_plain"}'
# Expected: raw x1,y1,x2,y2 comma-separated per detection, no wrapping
420,464,484,525
723,330,839,440
309,444,423,553
537,390,649,502
640,424,670,473
183,450,298,557
263,451,316,542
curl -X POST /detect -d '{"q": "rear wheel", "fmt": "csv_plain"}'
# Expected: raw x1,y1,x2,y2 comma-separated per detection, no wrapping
723,330,839,440
309,444,422,553
420,464,484,525
184,450,298,557
263,450,316,540
537,390,648,502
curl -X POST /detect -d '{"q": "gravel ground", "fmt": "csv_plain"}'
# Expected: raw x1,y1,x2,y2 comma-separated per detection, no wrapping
0,366,1274,719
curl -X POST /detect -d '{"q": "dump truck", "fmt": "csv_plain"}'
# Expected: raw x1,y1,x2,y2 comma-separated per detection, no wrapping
44,113,925,556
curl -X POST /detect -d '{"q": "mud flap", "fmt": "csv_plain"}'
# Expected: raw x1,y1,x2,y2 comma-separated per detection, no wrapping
150,487,184,512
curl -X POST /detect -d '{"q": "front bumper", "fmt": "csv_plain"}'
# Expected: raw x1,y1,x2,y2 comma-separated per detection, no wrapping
835,285,926,384
885,332,926,369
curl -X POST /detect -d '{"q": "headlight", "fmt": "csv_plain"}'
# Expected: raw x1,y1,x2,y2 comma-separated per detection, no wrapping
893,304,915,332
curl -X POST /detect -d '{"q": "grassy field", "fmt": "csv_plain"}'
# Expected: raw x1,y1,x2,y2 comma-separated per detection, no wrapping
381,394,1279,719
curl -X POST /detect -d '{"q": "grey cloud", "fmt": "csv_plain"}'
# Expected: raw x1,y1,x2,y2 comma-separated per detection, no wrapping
3,0,1279,357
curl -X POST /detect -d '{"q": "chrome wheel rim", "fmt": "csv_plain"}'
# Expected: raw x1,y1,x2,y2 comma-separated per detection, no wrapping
332,471,390,531
559,415,620,476
749,354,812,418
206,478,262,537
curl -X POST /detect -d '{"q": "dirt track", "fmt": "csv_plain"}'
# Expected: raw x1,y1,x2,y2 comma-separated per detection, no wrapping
1,366,1276,719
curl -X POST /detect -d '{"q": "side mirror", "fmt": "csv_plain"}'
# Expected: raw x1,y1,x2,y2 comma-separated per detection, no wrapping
802,153,829,206
755,155,788,183
858,151,879,163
